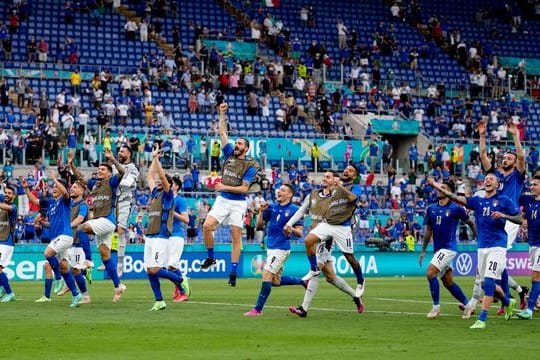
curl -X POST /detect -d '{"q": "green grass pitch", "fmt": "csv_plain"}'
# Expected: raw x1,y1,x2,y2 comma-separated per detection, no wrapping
1,276,538,359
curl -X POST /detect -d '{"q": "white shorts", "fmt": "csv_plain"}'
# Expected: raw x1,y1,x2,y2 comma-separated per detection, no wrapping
207,196,247,228
0,244,14,268
116,200,131,229
144,236,168,268
264,249,290,274
316,241,334,266
429,249,457,276
505,221,519,249
68,247,87,270
529,246,540,272
168,236,185,269
309,222,353,254
86,218,115,248
358,220,369,229
477,247,506,281
48,235,74,262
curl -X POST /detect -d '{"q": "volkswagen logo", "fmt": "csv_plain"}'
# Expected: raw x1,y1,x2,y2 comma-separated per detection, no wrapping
455,253,473,275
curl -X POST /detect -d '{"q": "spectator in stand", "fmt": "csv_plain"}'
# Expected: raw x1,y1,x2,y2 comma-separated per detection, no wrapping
38,37,48,62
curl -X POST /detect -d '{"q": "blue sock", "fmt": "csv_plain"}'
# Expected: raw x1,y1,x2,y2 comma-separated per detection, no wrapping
80,238,92,262
207,248,214,258
156,268,181,285
479,309,488,322
61,271,79,296
81,269,87,276
353,264,365,285
170,269,185,294
500,269,510,298
528,281,540,311
308,255,318,271
446,283,468,304
148,273,163,301
279,276,304,286
104,258,120,288
0,273,12,294
47,256,62,280
74,273,87,293
231,262,238,275
428,277,440,305
254,281,272,312
44,278,53,298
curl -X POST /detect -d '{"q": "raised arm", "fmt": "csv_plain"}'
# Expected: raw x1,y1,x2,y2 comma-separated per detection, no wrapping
256,203,268,230
68,152,88,187
146,145,159,191
48,170,70,199
478,121,492,172
428,178,467,206
21,177,39,205
219,102,229,147
104,148,125,179
0,202,14,212
507,123,526,174
152,147,170,193
284,195,310,229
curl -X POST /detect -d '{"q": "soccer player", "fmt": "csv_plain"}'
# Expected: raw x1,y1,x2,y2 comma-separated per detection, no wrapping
57,180,92,304
24,172,82,307
301,171,363,297
285,176,363,317
145,147,189,311
516,175,540,319
430,173,522,329
69,149,126,302
419,181,477,318
200,103,259,286
244,184,304,316
0,185,18,302
469,121,528,314
170,175,191,302
114,144,140,277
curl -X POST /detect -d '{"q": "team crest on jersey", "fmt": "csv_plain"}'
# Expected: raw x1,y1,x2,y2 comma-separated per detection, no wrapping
284,210,290,217
445,210,450,217
492,200,499,207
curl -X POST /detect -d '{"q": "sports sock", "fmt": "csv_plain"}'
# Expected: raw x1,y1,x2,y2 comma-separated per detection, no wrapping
80,236,92,262
207,248,214,259
528,280,540,312
478,309,488,322
428,277,440,306
148,273,163,301
471,274,483,302
329,276,356,297
508,276,522,293
61,271,79,296
254,281,272,312
46,256,62,280
170,269,185,294
279,276,304,286
44,278,53,298
0,272,12,294
104,258,120,288
446,283,468,305
231,262,238,275
117,233,126,268
352,262,364,285
74,273,87,293
81,269,87,276
307,255,318,271
156,268,182,284
500,269,510,298
302,275,319,311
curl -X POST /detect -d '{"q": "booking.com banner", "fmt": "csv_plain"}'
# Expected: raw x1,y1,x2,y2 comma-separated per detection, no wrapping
4,248,533,281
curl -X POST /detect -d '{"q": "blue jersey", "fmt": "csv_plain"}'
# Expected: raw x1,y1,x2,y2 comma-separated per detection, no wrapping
171,194,188,237
494,168,525,205
425,202,468,252
520,195,540,247
263,202,301,250
0,203,17,246
220,143,257,201
466,195,519,248
88,175,121,224
147,188,174,239
72,200,90,248
48,196,73,239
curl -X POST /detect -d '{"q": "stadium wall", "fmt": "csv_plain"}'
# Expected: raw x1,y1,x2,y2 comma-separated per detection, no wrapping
5,244,531,281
